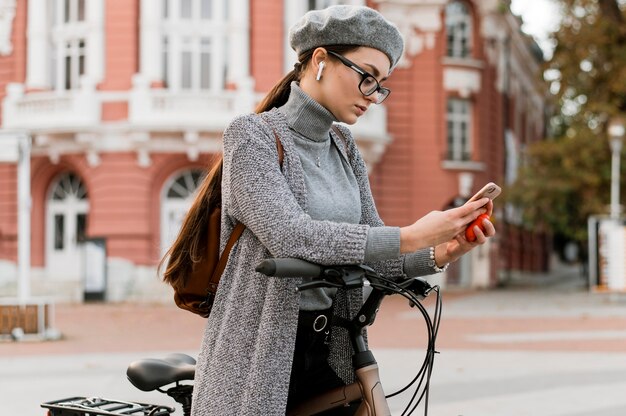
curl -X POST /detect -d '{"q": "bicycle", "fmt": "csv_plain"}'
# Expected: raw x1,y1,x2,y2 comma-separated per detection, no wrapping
41,257,441,416
255,257,442,416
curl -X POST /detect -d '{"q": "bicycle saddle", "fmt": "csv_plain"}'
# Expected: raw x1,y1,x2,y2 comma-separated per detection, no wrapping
126,353,196,391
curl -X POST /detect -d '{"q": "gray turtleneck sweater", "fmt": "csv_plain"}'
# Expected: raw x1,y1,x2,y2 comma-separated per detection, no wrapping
279,83,431,310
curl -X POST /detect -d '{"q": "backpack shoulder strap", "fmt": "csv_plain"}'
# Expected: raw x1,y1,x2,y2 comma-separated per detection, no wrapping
331,124,349,161
211,222,245,282
331,124,347,144
210,128,283,282
275,131,284,167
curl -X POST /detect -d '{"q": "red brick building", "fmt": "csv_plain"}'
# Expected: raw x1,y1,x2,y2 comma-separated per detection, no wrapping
0,0,548,302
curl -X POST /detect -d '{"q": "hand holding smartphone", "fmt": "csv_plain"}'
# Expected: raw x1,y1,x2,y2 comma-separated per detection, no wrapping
465,182,500,242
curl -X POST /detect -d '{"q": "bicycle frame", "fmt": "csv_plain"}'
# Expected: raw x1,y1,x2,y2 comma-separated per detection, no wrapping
288,363,389,416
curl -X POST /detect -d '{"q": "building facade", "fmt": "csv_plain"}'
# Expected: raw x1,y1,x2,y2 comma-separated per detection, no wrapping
0,0,548,302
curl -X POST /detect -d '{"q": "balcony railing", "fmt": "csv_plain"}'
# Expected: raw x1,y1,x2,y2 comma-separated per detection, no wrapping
128,75,254,131
2,82,101,131
129,89,241,130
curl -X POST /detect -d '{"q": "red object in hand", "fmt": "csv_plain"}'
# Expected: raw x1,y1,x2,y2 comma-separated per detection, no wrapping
465,214,491,242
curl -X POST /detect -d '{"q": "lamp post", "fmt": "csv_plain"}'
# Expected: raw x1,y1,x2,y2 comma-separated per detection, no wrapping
608,117,625,219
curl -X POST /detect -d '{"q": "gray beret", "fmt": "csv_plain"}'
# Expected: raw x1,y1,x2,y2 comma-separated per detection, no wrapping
289,5,404,70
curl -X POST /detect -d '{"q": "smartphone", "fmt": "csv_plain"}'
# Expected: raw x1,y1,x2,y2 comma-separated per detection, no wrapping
464,182,501,241
467,182,501,204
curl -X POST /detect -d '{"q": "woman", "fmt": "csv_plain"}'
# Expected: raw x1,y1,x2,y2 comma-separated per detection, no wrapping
189,5,495,415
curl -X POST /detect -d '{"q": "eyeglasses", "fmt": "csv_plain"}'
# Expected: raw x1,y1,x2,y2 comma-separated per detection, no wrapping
327,51,391,104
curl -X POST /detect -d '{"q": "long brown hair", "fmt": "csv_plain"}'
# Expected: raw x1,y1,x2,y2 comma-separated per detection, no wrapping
159,45,358,287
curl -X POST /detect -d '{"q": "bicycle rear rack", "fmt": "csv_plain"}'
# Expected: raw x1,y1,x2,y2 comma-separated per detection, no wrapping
41,396,174,416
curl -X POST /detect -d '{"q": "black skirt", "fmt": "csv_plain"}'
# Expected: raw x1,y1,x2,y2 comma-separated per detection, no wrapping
286,308,357,415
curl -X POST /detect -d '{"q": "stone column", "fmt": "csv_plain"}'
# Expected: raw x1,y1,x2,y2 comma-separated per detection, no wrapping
227,0,250,87
87,0,105,83
140,0,162,83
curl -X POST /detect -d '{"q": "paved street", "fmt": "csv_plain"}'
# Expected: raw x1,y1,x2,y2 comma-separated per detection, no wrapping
2,265,626,415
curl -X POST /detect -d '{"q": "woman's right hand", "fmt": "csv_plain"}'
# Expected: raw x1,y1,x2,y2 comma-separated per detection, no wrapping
399,198,490,254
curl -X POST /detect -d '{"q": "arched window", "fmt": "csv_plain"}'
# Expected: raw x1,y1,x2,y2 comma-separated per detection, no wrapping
46,172,89,279
445,1,472,58
160,169,206,255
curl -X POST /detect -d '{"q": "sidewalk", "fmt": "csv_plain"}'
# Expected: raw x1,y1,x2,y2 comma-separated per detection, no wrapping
2,265,626,415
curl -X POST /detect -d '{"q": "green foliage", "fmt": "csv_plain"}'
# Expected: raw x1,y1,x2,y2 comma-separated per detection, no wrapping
507,0,626,243
507,128,612,241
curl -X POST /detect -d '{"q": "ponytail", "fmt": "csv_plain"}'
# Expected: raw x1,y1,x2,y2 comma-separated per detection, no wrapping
255,70,299,114
254,50,315,113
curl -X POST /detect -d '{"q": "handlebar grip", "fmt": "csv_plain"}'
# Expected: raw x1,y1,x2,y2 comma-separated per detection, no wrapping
255,258,323,278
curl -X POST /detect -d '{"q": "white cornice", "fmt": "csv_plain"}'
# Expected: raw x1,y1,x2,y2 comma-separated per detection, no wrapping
30,130,224,167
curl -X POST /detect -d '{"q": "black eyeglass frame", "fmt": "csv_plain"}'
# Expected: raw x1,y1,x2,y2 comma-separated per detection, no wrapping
326,51,391,104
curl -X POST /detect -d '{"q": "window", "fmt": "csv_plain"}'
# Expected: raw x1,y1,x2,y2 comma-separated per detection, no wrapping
54,214,65,250
51,172,88,200
445,1,472,58
46,172,89,279
161,169,206,255
161,0,228,91
446,98,472,161
50,0,89,90
166,169,205,199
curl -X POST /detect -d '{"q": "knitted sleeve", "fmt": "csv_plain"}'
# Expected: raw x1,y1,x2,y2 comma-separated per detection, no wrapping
333,124,435,278
223,114,370,266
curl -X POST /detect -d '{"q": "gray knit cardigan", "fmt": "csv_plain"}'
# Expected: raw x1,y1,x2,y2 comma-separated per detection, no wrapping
190,108,433,415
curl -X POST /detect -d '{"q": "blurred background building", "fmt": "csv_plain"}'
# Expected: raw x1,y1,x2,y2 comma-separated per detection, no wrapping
0,0,548,302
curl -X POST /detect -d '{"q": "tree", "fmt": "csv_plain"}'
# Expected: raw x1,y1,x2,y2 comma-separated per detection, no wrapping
506,0,626,245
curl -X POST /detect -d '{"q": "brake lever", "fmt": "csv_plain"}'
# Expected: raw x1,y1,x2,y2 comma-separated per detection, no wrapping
294,265,372,292
296,280,343,292
398,277,432,306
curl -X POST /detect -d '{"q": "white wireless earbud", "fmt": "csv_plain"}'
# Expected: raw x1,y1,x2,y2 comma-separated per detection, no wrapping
316,61,325,81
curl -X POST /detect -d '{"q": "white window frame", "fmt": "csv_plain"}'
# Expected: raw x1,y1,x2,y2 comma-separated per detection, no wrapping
141,0,249,88
55,37,87,90
159,0,228,92
445,0,472,59
45,172,89,280
26,0,104,91
51,0,88,90
446,98,472,161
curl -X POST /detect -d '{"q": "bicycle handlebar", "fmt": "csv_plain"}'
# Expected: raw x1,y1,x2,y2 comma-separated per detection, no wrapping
255,258,433,300
255,258,324,278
